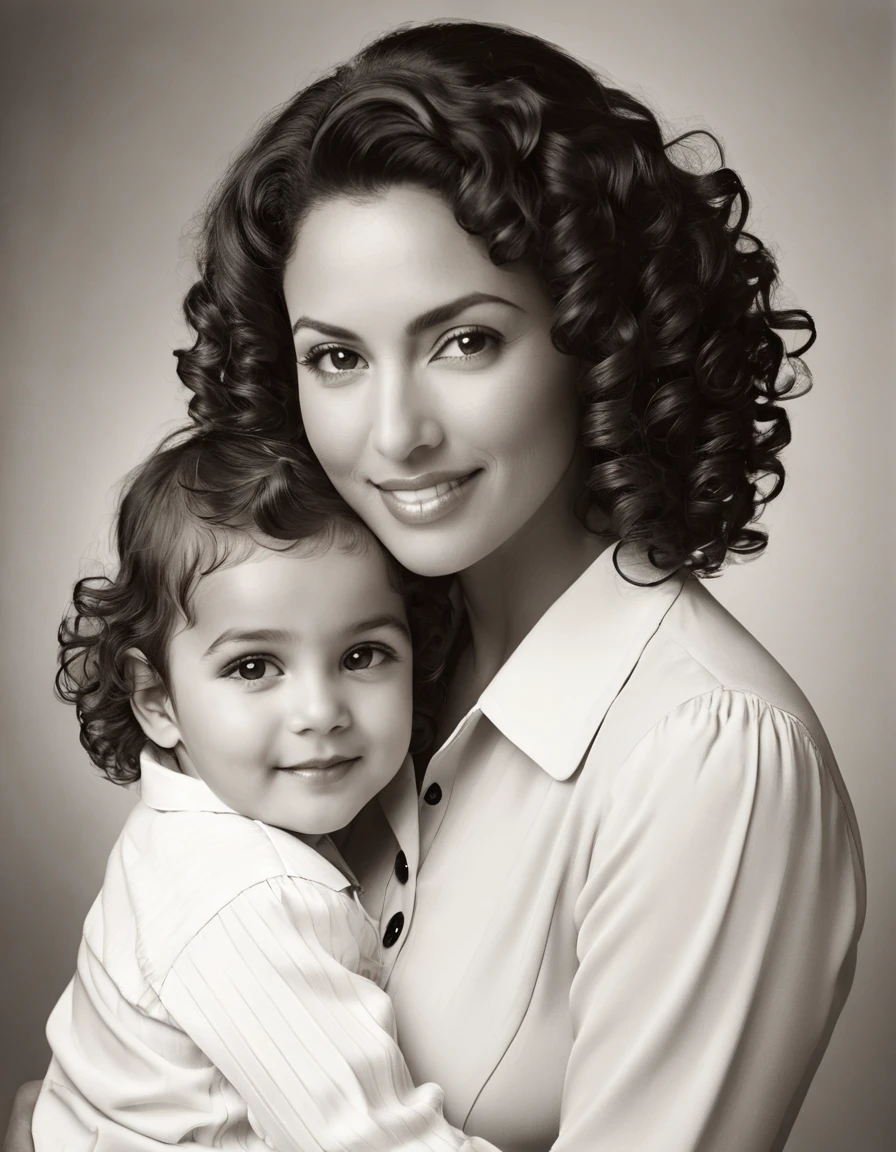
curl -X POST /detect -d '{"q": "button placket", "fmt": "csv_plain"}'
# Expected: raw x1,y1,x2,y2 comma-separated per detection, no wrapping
382,910,405,948
372,756,419,981
378,873,413,979
418,713,481,862
394,850,409,884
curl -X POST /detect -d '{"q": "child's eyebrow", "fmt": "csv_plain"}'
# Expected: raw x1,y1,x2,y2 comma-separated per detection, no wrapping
202,628,294,658
201,617,410,658
346,614,410,639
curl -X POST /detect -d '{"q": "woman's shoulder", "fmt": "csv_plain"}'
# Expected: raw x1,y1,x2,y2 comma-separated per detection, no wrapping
605,574,834,761
594,576,863,864
592,574,841,779
660,577,822,724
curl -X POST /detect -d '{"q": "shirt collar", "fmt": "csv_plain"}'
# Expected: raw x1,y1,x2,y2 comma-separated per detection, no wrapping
478,544,686,781
138,749,239,814
138,748,363,883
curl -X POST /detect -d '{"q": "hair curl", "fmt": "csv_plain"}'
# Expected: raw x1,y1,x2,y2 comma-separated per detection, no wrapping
175,20,814,578
57,429,453,784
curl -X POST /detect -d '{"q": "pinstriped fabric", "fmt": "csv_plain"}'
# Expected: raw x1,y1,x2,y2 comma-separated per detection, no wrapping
32,759,492,1152
161,879,474,1151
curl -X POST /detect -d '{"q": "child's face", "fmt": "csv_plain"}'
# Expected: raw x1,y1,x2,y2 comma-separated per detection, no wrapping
154,540,414,836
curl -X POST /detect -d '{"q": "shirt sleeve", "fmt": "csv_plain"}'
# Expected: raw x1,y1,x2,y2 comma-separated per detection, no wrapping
556,688,864,1152
158,876,497,1152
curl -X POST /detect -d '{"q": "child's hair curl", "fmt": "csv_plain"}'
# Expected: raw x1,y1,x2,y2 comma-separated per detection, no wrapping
56,429,454,784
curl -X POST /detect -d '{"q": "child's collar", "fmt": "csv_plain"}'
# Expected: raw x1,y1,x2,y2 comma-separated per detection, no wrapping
137,749,238,815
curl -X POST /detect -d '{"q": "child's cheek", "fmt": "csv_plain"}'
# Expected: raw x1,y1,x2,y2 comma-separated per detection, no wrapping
368,680,414,756
193,687,268,755
214,692,270,741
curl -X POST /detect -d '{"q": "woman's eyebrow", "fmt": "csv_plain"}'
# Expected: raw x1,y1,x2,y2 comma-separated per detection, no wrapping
291,317,360,340
406,292,522,336
291,292,522,339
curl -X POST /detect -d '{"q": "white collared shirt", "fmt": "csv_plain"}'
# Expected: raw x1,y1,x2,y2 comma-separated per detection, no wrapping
346,547,866,1152
32,753,492,1151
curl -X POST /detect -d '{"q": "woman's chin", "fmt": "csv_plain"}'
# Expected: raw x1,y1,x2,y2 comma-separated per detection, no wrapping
375,532,481,578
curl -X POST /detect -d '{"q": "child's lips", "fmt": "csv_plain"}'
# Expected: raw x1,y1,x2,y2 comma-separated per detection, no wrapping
280,754,359,771
275,756,361,785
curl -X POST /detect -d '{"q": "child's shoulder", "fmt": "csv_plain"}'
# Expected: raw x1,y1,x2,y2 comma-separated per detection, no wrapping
103,803,352,990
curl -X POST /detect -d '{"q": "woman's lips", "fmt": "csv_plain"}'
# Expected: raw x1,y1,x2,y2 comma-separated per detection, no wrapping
374,471,480,525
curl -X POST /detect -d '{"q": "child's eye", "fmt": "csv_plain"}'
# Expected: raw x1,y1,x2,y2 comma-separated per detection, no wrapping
342,644,393,672
225,656,280,683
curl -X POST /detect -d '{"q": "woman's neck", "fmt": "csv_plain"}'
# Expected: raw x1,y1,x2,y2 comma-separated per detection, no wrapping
456,473,610,704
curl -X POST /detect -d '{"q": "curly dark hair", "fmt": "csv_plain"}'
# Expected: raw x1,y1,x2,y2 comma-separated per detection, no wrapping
175,19,814,579
57,429,454,784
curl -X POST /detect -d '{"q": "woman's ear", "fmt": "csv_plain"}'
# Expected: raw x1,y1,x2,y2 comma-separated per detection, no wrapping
124,649,181,749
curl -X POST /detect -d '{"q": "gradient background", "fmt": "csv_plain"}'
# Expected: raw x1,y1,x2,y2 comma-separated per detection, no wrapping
1,0,893,1147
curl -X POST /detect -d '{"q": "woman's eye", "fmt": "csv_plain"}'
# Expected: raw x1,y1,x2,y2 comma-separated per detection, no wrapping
433,328,498,361
322,348,362,372
342,645,389,672
300,345,367,375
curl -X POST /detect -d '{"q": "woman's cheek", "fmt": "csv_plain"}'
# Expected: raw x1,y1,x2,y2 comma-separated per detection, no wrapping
480,345,578,437
299,383,355,481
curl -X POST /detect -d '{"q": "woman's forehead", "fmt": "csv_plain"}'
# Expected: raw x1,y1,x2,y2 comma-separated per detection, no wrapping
283,185,548,330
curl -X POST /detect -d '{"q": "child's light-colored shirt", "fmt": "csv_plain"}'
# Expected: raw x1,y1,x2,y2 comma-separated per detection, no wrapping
32,751,487,1152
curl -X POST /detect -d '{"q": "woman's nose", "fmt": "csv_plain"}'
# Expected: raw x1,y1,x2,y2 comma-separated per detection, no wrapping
286,675,351,736
370,365,443,461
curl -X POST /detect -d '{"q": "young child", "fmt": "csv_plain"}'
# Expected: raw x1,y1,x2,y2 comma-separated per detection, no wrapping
32,429,489,1152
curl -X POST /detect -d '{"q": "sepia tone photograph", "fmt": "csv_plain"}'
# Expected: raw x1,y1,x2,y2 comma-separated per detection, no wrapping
1,2,893,1150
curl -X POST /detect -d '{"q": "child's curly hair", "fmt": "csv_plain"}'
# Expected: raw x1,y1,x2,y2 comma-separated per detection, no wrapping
57,429,454,784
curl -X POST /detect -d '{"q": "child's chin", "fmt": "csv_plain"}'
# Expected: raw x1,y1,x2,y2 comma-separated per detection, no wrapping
271,801,363,839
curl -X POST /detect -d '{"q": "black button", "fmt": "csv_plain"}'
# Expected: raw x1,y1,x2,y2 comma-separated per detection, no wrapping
424,782,442,805
394,850,409,884
382,911,404,948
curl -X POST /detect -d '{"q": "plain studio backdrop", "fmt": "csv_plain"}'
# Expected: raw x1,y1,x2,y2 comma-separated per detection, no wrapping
0,0,893,1146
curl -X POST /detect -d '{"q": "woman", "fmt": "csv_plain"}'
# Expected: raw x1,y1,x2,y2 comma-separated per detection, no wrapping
6,19,864,1152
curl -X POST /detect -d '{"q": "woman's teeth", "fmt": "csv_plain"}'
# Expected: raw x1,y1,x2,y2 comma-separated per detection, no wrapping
387,480,462,505
376,473,477,525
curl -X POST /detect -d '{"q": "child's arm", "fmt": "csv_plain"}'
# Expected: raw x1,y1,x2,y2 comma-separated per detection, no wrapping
3,1082,40,1152
158,874,497,1152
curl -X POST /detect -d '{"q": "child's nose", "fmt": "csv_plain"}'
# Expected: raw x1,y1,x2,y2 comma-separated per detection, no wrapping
285,675,351,735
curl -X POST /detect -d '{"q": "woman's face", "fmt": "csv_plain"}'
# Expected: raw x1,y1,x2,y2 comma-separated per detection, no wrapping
284,185,581,577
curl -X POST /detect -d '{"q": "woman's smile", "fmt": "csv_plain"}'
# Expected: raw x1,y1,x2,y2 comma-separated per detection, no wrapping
371,469,482,525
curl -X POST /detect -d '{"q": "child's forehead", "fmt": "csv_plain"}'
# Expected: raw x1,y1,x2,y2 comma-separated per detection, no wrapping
187,534,405,632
